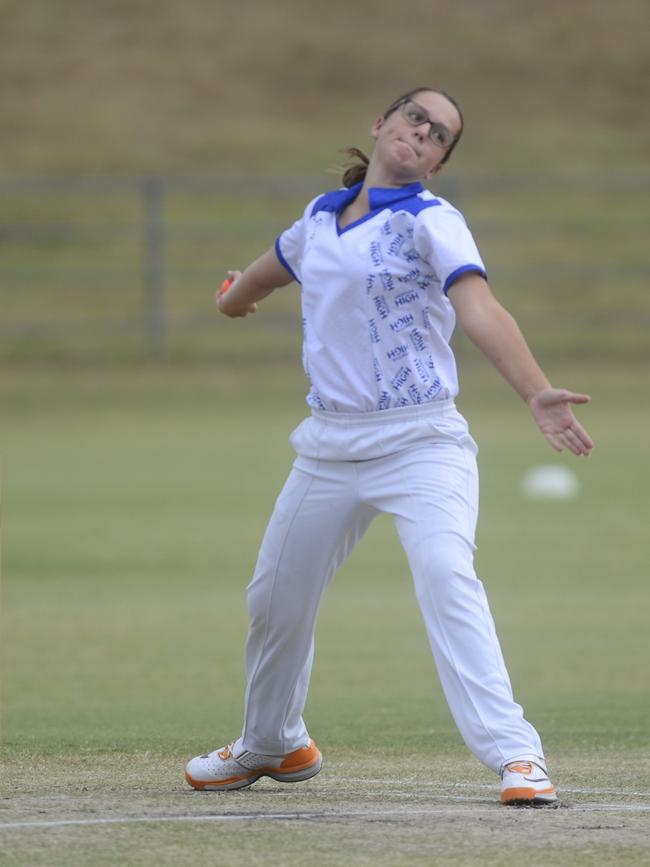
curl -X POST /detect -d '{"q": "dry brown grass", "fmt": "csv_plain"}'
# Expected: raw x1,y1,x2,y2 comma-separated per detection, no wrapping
1,0,648,173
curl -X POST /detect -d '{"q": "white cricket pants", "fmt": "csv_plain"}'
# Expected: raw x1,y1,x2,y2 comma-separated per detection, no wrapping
238,400,544,773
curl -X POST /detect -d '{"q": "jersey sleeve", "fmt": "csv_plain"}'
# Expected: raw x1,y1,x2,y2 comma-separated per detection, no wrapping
414,203,487,295
274,196,320,284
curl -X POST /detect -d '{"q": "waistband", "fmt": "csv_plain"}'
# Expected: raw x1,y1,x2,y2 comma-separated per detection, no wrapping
311,398,457,426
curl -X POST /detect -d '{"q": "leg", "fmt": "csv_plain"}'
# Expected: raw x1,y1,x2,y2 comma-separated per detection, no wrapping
241,459,377,755
365,438,544,774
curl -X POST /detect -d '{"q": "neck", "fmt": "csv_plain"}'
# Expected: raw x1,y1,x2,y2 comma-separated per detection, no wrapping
362,158,424,192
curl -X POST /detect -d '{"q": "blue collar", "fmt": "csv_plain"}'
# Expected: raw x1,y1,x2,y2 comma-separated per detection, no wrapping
367,182,425,210
311,181,425,217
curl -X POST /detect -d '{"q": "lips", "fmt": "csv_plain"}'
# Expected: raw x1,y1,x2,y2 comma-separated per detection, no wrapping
396,138,419,158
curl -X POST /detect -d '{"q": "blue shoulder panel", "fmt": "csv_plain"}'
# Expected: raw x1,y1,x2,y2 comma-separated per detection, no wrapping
311,184,362,217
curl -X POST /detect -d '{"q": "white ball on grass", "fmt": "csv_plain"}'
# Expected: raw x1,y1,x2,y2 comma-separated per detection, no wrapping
521,465,579,501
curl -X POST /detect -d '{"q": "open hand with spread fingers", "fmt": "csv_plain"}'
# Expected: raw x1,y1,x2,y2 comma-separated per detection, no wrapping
528,388,594,456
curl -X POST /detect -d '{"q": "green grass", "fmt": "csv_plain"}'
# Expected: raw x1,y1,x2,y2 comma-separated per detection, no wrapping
2,360,649,751
1,362,649,864
1,2,649,858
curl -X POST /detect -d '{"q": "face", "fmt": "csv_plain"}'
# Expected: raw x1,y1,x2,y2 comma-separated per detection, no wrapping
370,90,462,181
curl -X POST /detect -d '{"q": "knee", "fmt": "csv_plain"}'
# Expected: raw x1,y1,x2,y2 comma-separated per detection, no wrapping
246,572,276,624
246,568,311,629
412,533,478,600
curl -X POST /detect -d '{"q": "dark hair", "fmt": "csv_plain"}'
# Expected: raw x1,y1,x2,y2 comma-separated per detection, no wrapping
341,87,464,188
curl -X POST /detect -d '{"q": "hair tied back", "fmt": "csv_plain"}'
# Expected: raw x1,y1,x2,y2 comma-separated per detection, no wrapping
341,147,370,188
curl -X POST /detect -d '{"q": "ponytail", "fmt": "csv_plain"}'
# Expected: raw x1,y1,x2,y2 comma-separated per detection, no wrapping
341,147,370,188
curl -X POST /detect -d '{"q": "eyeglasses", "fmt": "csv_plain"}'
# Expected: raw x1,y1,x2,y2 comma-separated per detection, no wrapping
397,100,456,149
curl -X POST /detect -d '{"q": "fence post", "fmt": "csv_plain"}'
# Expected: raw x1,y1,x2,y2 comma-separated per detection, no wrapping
142,175,166,355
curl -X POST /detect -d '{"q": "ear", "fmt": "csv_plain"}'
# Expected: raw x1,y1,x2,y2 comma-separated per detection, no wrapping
425,163,443,178
370,116,384,140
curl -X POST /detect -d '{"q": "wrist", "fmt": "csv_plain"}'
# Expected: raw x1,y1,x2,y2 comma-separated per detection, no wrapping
217,294,241,317
523,382,552,406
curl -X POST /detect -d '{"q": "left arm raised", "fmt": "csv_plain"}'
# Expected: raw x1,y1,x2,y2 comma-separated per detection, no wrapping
448,273,594,456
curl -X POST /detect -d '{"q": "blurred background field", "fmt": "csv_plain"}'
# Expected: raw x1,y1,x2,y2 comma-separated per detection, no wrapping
0,0,649,364
1,1,649,863
1,170,648,364
2,361,649,760
2,0,648,174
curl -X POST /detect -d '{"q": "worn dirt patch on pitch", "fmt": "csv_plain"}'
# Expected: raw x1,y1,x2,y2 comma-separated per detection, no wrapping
2,753,650,866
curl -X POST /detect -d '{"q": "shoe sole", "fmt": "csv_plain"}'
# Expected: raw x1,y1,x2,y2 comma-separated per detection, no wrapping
501,786,558,806
185,753,323,792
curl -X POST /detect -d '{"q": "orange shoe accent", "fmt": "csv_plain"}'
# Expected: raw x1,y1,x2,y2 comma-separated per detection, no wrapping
504,761,533,774
501,785,557,804
277,740,321,773
184,768,256,790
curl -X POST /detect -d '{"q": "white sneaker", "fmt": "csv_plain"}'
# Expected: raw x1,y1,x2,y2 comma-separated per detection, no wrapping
185,739,323,791
500,758,558,805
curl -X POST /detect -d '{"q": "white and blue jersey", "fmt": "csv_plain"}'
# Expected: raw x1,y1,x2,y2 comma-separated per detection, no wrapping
275,181,486,413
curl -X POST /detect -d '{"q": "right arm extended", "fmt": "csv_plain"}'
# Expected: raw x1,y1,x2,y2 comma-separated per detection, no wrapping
217,247,295,318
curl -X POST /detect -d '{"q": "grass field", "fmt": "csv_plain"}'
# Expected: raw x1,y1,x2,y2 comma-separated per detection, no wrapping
1,360,649,865
2,2,648,862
